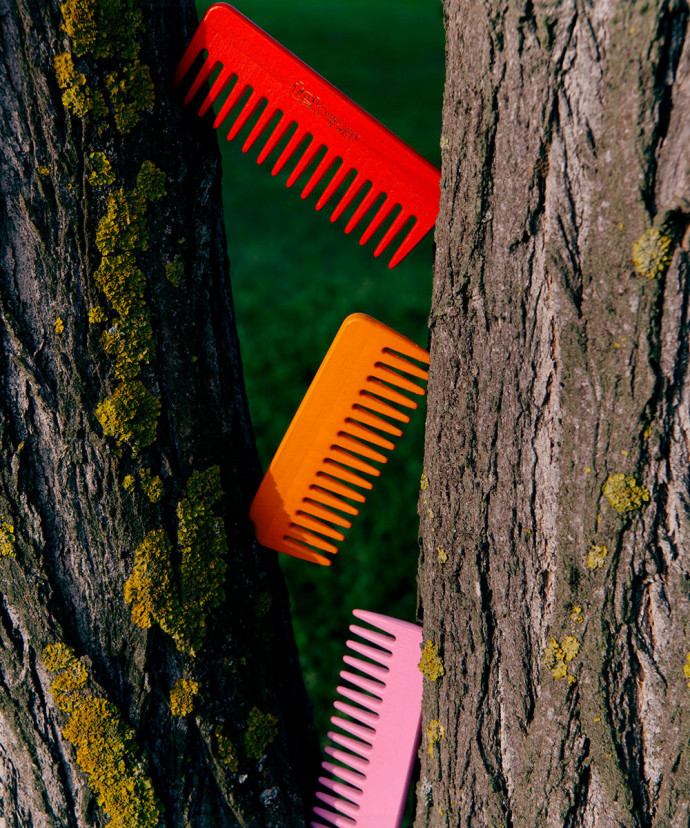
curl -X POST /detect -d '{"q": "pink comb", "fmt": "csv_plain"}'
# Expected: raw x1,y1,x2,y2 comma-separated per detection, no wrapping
311,609,423,828
174,3,440,268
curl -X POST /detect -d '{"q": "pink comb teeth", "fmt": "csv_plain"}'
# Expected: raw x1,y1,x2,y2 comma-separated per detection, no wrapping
311,609,423,828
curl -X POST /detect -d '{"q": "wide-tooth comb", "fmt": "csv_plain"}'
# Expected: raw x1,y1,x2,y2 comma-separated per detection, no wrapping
249,314,429,565
311,609,423,828
174,3,440,268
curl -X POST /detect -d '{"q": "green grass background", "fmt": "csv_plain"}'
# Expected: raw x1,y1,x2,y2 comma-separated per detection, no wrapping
192,0,444,808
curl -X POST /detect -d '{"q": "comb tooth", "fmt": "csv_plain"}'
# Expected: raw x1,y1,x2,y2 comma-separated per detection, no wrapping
372,364,427,396
280,538,332,566
336,684,383,712
183,58,222,107
317,776,363,801
213,82,249,130
333,700,379,727
358,196,394,246
358,392,411,424
314,474,367,503
301,499,353,529
343,654,389,681
337,433,388,464
339,670,385,699
286,526,339,555
381,348,430,379
330,447,381,477
312,805,357,828
308,487,360,516
174,37,203,89
350,406,404,437
315,163,352,211
301,152,338,200
327,731,372,758
344,187,381,235
294,512,346,541
348,622,396,649
256,114,291,164
322,760,367,787
342,420,396,451
324,745,369,771
287,140,324,188
322,460,374,490
346,638,393,665
200,72,237,118
388,221,427,269
364,378,419,410
330,173,366,223
330,715,375,744
242,104,278,152
373,209,411,257
272,128,308,175
226,91,262,141
315,792,359,817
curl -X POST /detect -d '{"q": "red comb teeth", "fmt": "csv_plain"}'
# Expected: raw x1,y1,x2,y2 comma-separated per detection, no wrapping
174,2,440,268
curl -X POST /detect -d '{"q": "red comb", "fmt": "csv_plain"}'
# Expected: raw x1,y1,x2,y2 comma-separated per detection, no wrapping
174,3,440,268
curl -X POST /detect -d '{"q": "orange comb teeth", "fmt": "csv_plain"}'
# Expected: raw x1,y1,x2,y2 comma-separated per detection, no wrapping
249,314,429,565
174,3,441,268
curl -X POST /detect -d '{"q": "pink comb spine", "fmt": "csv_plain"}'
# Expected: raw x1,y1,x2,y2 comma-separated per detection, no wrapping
311,610,423,828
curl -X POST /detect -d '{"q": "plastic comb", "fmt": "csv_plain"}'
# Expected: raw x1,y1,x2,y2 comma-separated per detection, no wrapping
174,3,441,268
249,314,429,565
311,609,423,828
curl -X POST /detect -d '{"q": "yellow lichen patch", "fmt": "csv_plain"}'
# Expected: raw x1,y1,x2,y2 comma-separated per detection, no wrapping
244,707,278,760
215,730,239,771
570,606,584,624
60,0,143,61
54,52,81,89
420,473,429,491
106,63,154,134
436,547,447,564
169,678,199,717
586,544,608,570
88,152,115,186
632,228,673,279
426,719,445,756
89,306,107,324
684,654,690,688
138,468,163,503
175,467,228,653
0,519,16,558
123,529,175,631
122,474,136,492
543,635,580,681
38,166,50,177
95,379,160,453
136,160,166,201
418,640,445,681
44,642,160,828
96,190,148,256
54,317,65,335
125,468,228,655
165,259,184,288
603,473,650,513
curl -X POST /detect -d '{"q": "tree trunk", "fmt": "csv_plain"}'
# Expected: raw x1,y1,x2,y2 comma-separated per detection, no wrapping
0,1,317,825
417,1,690,826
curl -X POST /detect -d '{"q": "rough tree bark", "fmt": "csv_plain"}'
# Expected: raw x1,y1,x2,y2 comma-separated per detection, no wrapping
0,0,317,825
417,1,690,826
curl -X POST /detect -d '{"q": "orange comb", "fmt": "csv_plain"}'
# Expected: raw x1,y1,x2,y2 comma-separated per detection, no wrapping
249,314,429,565
174,3,440,268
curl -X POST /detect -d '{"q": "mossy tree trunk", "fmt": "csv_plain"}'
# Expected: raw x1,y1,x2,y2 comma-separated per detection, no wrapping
417,1,690,826
0,1,317,826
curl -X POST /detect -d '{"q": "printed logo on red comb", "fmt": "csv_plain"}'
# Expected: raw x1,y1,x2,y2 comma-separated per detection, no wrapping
292,82,360,143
